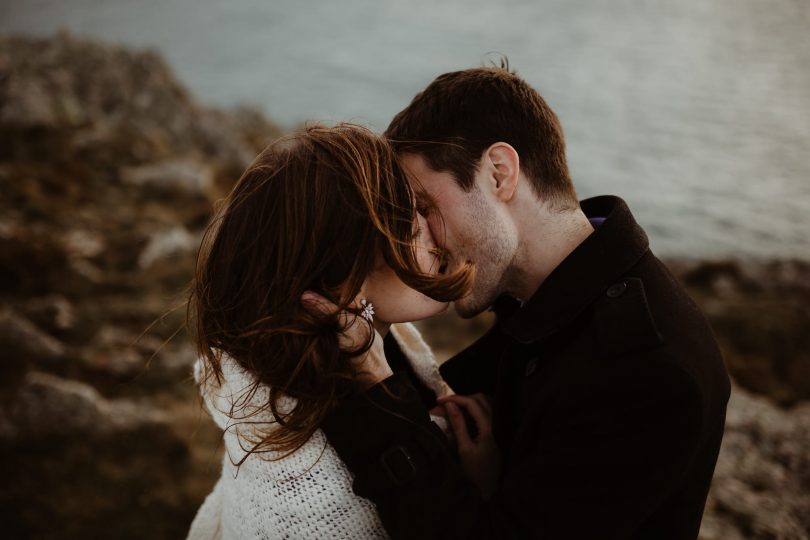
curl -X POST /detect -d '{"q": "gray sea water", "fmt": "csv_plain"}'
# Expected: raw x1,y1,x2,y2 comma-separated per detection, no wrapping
2,0,809,259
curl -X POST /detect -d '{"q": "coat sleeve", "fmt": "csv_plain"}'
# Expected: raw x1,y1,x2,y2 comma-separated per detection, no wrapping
321,358,704,539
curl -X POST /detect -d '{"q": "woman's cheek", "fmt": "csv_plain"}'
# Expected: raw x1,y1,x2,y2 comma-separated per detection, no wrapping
372,276,447,323
416,245,438,275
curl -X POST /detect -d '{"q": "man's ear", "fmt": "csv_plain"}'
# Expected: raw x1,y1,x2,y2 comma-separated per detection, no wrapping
484,143,520,202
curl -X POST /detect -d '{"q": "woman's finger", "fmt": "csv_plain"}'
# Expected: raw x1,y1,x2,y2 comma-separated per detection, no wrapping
428,405,446,418
440,395,491,438
299,291,391,388
444,401,472,451
301,291,368,350
301,292,348,330
470,393,492,416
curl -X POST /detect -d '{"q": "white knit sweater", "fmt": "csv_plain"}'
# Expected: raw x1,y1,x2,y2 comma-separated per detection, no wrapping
186,323,452,540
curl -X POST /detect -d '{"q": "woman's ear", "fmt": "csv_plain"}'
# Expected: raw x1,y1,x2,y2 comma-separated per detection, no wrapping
484,142,520,202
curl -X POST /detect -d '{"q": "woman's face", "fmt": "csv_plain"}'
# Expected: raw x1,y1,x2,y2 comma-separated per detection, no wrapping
362,214,448,325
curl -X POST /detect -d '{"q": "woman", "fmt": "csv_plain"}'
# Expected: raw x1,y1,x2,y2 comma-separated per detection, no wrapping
186,124,475,539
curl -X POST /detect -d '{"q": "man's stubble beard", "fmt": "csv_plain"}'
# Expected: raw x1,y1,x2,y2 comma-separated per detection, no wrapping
453,189,517,318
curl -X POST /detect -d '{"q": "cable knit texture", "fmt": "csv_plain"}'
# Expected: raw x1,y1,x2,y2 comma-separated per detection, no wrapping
186,322,451,540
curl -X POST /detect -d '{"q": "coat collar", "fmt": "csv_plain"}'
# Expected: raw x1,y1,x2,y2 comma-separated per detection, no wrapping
499,195,650,344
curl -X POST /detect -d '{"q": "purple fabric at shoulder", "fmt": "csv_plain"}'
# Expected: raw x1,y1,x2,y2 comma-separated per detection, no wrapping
589,217,607,229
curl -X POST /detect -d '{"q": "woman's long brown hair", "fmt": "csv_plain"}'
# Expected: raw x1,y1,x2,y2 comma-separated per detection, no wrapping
188,124,473,462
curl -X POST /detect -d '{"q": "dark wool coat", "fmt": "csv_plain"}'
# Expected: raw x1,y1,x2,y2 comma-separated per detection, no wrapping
323,195,731,540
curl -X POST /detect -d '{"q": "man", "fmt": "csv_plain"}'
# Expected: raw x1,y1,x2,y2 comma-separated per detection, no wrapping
321,66,731,539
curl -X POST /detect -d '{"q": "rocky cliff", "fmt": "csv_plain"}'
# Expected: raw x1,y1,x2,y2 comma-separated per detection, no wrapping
0,34,807,540
0,33,281,539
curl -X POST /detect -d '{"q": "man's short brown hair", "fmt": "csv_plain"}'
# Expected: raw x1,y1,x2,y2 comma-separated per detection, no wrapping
385,65,577,206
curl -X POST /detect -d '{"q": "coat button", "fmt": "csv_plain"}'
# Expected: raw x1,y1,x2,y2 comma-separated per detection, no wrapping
606,281,627,298
525,357,538,376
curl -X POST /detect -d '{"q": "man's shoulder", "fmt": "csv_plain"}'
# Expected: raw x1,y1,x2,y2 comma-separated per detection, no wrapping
591,253,714,352
588,253,729,407
590,272,665,360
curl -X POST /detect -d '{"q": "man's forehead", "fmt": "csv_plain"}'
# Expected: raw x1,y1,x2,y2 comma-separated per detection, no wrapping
401,154,453,192
401,153,444,181
400,152,429,171
406,171,444,211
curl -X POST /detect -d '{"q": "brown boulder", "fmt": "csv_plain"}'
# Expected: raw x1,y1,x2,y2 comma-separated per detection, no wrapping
700,384,810,539
0,371,195,539
0,308,67,394
666,258,810,405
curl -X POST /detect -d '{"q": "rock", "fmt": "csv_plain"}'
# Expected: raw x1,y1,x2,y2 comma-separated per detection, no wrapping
21,295,76,335
698,513,748,540
2,371,170,440
700,384,810,539
0,371,195,539
0,32,282,166
0,308,66,361
61,229,106,259
121,159,215,198
0,74,60,129
69,326,199,396
138,226,199,269
0,33,285,539
0,220,98,297
158,341,199,378
78,325,163,381
665,258,810,405
0,33,281,305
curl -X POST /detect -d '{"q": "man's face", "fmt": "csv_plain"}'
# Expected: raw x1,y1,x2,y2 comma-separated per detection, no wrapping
401,153,517,318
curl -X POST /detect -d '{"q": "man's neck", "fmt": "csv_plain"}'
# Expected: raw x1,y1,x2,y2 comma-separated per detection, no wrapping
506,206,595,301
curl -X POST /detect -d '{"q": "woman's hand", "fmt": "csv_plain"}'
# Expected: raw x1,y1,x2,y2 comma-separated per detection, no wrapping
301,291,393,389
438,393,500,500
